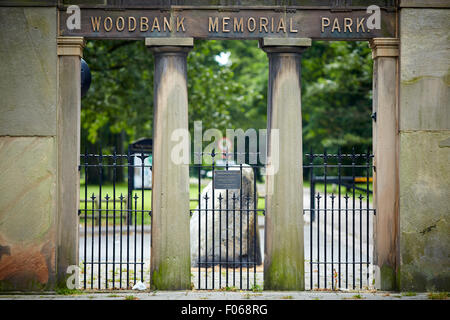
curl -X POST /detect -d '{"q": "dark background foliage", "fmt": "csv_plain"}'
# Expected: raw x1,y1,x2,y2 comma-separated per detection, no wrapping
81,39,373,156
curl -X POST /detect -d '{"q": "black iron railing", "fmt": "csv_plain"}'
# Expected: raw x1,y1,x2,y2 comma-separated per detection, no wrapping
78,148,374,291
79,150,151,290
303,149,375,290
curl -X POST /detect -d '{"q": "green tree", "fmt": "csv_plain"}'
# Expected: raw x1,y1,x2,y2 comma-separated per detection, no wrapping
81,39,373,156
81,40,154,153
301,41,373,153
81,39,257,152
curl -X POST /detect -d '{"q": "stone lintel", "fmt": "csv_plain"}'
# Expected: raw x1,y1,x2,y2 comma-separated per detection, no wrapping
369,38,399,59
57,36,85,57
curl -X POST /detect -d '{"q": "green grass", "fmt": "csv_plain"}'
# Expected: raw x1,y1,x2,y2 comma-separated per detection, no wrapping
251,284,263,292
220,286,238,292
402,292,417,297
55,288,85,295
79,183,206,225
427,292,448,300
303,181,374,203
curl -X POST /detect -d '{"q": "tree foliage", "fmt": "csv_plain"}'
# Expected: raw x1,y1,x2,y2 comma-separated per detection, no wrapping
81,39,373,154
302,41,373,152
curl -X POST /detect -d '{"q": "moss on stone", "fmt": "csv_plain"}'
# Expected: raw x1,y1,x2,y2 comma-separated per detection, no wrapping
151,258,190,290
380,264,398,291
0,277,50,292
264,250,304,291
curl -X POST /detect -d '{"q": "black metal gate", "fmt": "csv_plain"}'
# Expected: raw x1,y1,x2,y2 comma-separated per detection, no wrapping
190,151,265,290
79,148,152,290
303,149,375,290
78,147,373,291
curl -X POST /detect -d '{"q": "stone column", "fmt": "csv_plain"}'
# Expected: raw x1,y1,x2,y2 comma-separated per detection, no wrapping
369,38,400,291
56,36,85,287
260,38,311,290
146,38,193,290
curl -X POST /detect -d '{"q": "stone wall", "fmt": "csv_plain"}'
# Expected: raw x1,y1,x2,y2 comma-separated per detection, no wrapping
399,7,450,291
0,7,59,291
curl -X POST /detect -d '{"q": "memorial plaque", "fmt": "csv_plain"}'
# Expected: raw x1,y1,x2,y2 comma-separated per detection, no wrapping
214,170,241,190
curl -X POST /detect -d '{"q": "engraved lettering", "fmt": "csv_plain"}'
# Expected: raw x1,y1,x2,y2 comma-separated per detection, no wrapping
344,18,353,33
152,17,160,32
223,17,230,33
356,17,366,32
234,17,244,32
163,16,172,32
91,16,101,32
104,16,113,32
140,17,149,32
209,17,219,32
248,17,256,32
289,17,298,33
177,17,185,32
260,17,268,33
116,16,125,32
277,17,286,33
331,18,341,33
128,17,136,32
321,17,330,33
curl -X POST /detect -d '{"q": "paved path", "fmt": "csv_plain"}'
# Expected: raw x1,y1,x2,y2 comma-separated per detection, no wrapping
0,291,435,300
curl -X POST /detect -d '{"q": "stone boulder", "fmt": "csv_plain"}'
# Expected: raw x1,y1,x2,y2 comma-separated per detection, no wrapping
190,165,262,267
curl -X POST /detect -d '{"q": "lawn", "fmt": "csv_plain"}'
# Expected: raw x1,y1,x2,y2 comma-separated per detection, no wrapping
303,181,374,203
79,183,200,226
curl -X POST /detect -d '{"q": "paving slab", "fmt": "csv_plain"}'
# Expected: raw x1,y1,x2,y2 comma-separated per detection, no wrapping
0,291,436,300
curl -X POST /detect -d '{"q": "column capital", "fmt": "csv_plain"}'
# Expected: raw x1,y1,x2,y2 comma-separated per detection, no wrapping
145,37,194,54
369,38,399,59
57,37,85,57
259,38,312,54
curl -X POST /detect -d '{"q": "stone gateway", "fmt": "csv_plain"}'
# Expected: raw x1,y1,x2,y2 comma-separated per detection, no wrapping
0,0,448,292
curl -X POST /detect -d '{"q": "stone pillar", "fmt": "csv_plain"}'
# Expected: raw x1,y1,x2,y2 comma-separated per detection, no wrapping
369,38,400,291
260,38,311,291
398,5,449,292
146,38,193,290
56,36,85,287
0,6,59,291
